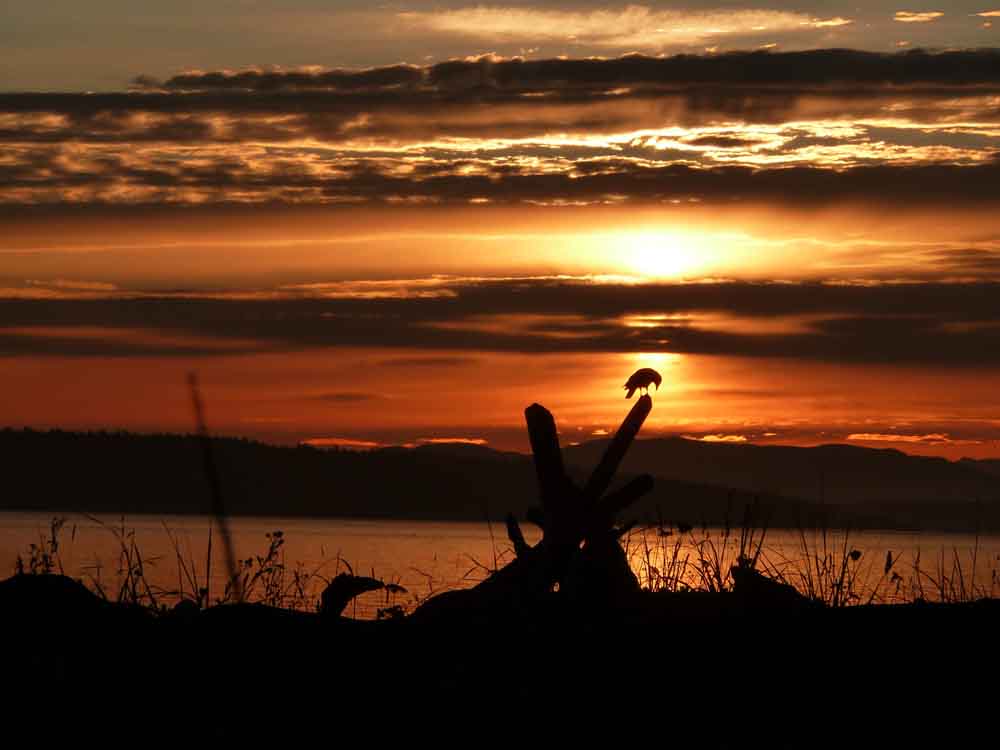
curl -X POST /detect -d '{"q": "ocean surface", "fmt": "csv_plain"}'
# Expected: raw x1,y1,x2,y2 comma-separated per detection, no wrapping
2,511,999,617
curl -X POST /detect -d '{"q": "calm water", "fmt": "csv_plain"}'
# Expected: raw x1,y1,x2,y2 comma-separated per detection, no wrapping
2,511,999,616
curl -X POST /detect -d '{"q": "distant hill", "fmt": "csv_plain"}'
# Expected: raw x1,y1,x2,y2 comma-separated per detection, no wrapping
564,437,999,506
1,428,998,531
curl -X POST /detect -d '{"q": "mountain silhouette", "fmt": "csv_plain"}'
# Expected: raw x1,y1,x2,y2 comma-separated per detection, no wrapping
564,437,997,506
1,428,997,531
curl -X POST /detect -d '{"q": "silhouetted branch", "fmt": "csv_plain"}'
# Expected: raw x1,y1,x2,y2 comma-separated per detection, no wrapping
505,513,530,557
591,474,655,534
582,394,652,503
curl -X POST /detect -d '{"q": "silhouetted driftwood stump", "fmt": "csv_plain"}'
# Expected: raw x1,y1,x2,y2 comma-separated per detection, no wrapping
412,396,653,621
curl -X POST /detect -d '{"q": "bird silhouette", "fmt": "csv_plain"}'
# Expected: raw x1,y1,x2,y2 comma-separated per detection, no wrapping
624,367,662,399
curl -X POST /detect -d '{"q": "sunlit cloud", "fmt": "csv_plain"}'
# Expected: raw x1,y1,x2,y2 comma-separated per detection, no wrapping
893,11,945,23
811,17,853,28
279,279,459,300
685,434,749,442
0,279,123,299
3,49,999,207
847,432,981,445
400,7,852,48
4,139,1000,206
301,437,384,450
26,279,118,292
414,437,488,446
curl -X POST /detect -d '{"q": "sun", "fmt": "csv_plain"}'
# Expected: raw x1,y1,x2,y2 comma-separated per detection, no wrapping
620,230,708,279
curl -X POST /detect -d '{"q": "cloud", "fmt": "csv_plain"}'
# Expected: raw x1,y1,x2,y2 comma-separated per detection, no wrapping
156,64,424,92
413,437,488,446
127,50,1000,95
893,11,945,23
811,17,853,28
26,279,118,292
684,434,749,442
0,279,125,300
681,135,770,149
398,7,851,49
2,50,998,207
919,248,1000,274
4,148,1000,207
279,279,458,300
3,277,1000,365
0,324,263,357
301,437,383,450
847,432,981,445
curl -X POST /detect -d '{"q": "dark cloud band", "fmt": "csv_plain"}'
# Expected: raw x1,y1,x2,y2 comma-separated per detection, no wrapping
149,50,1000,92
2,279,999,365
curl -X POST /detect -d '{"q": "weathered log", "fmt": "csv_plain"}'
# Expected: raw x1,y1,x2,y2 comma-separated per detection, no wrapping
505,513,530,557
588,473,654,537
412,396,655,621
524,403,567,507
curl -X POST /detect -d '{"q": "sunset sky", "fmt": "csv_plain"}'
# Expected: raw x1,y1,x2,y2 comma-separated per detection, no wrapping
1,2,999,458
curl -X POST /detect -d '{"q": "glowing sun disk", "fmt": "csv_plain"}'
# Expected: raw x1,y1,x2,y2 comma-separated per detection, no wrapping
619,231,709,278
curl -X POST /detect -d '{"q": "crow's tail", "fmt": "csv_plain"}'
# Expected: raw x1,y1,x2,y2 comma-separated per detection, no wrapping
625,386,636,399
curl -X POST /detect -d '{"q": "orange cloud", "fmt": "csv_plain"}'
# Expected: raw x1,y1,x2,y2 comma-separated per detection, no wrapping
847,433,981,445
301,437,383,450
415,437,488,445
685,434,748,443
809,17,852,28
893,11,944,23
400,7,848,48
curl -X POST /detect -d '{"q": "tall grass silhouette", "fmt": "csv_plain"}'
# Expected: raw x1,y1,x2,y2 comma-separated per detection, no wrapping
12,510,1000,612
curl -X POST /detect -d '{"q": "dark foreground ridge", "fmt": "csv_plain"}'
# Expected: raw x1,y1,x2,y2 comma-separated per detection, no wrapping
6,399,999,742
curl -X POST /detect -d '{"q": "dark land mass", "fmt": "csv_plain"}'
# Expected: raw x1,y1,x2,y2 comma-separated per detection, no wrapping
6,569,999,743
2,427,998,531
5,401,998,742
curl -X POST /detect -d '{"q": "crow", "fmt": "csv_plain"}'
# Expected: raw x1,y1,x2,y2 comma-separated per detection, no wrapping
624,367,662,399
